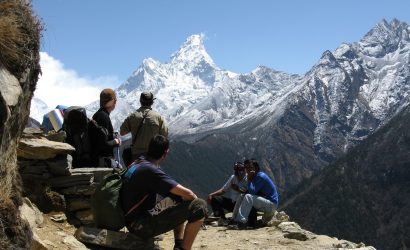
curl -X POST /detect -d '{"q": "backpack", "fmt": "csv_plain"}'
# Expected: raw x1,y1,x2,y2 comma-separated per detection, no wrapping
91,168,127,230
91,162,148,231
63,106,93,167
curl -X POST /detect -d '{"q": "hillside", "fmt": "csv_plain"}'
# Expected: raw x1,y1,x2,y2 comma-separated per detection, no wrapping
282,104,410,249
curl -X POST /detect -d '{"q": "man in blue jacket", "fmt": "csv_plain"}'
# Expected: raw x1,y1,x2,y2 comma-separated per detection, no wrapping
232,159,279,228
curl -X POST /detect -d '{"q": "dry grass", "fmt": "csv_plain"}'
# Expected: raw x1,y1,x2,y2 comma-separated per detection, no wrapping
0,191,32,249
0,2,42,247
0,0,42,82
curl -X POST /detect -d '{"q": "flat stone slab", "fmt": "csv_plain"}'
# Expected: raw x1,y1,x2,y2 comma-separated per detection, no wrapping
18,138,74,160
50,173,93,189
70,168,114,182
59,183,97,196
74,226,158,250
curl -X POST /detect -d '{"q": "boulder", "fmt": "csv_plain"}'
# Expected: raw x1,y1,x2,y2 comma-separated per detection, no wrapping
19,197,43,229
74,226,159,250
278,222,315,241
18,138,74,160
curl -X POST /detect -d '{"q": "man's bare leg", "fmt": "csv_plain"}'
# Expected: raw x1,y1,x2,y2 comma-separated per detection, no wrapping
174,223,184,240
182,219,204,250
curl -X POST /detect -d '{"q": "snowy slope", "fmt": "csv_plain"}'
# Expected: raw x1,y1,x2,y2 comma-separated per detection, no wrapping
96,19,409,147
29,97,51,123
88,34,301,134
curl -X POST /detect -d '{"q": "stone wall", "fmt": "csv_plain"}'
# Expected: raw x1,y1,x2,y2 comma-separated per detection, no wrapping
17,132,112,227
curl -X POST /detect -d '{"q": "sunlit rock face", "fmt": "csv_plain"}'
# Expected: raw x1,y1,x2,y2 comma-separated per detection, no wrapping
0,1,42,248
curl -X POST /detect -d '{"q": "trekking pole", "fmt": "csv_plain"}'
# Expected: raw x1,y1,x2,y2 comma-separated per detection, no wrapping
114,132,121,169
116,145,120,169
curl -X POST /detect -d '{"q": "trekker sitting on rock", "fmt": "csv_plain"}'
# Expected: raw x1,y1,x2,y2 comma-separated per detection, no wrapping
120,135,207,250
231,159,279,229
207,162,248,224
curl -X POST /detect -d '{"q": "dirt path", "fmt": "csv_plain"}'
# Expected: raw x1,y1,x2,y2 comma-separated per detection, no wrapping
34,212,373,250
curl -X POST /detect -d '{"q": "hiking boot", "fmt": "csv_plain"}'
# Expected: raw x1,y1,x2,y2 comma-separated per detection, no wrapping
227,219,237,226
210,221,218,227
173,246,186,250
207,212,221,218
205,213,220,223
262,214,274,225
227,221,249,230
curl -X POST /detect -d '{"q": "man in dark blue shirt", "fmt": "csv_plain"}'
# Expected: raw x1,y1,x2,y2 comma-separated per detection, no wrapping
233,159,279,227
121,135,207,250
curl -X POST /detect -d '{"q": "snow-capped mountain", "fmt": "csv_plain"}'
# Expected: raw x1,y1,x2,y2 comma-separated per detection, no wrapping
88,34,227,130
88,19,410,192
296,18,410,160
88,34,302,134
29,97,51,123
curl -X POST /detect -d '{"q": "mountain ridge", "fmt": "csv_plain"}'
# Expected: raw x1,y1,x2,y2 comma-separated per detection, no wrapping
282,103,410,249
26,19,406,195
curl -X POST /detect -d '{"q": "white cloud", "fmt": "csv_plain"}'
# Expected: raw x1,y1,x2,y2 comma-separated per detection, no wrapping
34,52,120,109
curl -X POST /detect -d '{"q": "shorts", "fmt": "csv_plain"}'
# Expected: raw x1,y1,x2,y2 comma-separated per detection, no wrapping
128,198,207,238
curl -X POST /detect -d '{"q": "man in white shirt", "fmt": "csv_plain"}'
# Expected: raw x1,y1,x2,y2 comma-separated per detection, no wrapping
207,162,247,220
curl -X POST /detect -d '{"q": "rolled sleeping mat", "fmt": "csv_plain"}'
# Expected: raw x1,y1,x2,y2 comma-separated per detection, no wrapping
48,109,64,131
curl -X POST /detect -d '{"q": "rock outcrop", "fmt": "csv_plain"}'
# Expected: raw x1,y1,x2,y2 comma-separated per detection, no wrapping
0,0,42,248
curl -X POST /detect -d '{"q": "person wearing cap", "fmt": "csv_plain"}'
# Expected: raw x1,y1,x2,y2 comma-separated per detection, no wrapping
120,91,168,164
207,162,248,223
89,88,121,167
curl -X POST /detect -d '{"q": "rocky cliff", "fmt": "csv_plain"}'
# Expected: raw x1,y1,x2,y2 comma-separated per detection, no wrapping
0,0,42,248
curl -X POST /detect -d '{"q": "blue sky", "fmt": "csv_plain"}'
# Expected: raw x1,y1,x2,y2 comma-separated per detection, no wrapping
31,0,410,108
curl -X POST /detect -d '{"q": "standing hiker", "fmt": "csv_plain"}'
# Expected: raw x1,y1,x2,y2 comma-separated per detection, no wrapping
120,91,168,165
89,88,121,167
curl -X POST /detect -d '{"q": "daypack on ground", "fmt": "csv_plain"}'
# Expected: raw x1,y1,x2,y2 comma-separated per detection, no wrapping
63,106,93,167
91,169,126,231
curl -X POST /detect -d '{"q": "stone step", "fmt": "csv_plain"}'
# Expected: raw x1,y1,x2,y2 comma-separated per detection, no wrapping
70,168,113,183
50,173,93,189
